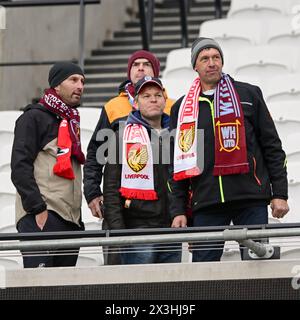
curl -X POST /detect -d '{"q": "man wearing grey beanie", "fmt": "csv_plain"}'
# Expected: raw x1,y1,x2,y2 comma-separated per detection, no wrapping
168,37,289,262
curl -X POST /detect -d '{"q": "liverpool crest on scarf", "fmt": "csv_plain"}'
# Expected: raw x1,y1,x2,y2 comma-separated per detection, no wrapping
119,124,158,200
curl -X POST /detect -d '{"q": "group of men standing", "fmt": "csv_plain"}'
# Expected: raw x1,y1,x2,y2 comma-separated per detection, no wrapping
11,37,289,268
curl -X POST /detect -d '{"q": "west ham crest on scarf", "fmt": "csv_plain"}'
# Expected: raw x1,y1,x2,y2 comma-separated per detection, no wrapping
179,121,196,153
126,143,148,172
216,119,241,152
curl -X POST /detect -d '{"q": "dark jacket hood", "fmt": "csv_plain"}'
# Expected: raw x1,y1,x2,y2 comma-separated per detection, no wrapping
126,110,169,130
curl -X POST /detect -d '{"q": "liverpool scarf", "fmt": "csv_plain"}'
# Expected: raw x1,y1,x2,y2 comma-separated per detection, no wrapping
174,74,249,181
119,124,158,200
40,88,85,179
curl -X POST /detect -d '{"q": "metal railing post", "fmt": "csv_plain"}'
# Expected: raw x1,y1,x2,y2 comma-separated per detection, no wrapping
215,0,222,19
179,0,189,47
138,0,149,50
78,0,85,69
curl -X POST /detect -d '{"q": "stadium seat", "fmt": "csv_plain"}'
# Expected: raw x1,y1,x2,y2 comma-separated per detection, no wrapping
268,101,300,138
227,0,286,19
162,48,197,80
78,107,102,154
231,46,297,81
161,77,194,101
0,205,16,232
0,257,22,269
0,145,12,173
0,172,16,210
265,74,300,103
199,18,263,48
266,17,300,47
281,133,300,164
0,111,22,132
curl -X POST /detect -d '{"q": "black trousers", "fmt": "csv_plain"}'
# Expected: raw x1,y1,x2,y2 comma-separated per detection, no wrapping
17,210,83,268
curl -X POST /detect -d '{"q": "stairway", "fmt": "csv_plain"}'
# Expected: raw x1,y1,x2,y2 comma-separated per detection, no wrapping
82,0,231,108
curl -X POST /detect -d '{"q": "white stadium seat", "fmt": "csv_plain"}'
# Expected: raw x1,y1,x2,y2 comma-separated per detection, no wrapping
199,18,263,47
268,101,300,138
265,74,300,103
78,107,102,154
228,0,286,19
231,46,297,81
162,48,197,80
266,17,300,47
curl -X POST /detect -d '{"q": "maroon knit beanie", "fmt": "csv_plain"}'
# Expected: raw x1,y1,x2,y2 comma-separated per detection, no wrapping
127,50,160,80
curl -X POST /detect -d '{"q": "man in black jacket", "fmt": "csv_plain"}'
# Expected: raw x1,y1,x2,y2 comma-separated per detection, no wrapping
11,62,85,268
103,76,181,264
83,50,174,265
168,37,289,262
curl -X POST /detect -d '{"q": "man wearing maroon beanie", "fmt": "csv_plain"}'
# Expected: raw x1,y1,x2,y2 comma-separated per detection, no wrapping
83,50,174,265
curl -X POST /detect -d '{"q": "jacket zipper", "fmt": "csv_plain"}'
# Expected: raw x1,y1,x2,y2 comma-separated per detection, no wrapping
199,96,225,203
252,156,262,186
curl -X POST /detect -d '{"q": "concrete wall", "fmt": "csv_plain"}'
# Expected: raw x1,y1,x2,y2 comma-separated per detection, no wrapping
0,0,133,111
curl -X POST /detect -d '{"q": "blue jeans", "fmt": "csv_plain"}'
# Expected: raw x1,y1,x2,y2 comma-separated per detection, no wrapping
192,206,268,262
120,243,182,264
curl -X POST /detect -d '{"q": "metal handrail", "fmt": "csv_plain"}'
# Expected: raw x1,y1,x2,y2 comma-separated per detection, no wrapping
1,222,300,241
1,226,300,251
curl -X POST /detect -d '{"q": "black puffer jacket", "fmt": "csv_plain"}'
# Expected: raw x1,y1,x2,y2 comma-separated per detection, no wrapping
103,110,172,229
168,79,288,218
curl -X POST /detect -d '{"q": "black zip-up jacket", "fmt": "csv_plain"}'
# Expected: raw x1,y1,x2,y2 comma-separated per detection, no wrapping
168,79,288,218
11,104,83,225
83,80,174,204
103,111,172,229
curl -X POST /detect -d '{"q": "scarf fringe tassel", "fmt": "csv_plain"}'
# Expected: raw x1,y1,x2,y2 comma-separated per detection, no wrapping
119,187,158,200
173,167,201,181
53,159,75,180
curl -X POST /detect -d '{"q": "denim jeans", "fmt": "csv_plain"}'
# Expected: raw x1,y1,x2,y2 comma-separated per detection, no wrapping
192,206,268,262
120,243,182,264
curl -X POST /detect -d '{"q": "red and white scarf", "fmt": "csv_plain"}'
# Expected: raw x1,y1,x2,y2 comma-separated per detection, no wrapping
119,124,158,200
40,88,85,180
174,74,249,181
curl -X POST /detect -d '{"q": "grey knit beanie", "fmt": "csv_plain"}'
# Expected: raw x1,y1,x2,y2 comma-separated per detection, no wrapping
191,37,224,68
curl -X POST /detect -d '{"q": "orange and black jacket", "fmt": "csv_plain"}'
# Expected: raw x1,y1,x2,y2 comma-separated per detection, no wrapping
83,80,174,204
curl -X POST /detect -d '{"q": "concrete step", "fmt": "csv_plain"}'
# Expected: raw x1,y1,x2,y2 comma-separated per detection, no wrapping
125,16,210,28
85,55,167,65
84,63,166,74
114,28,199,38
91,45,182,56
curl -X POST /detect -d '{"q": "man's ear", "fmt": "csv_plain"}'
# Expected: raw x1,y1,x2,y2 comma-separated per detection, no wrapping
162,89,167,100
